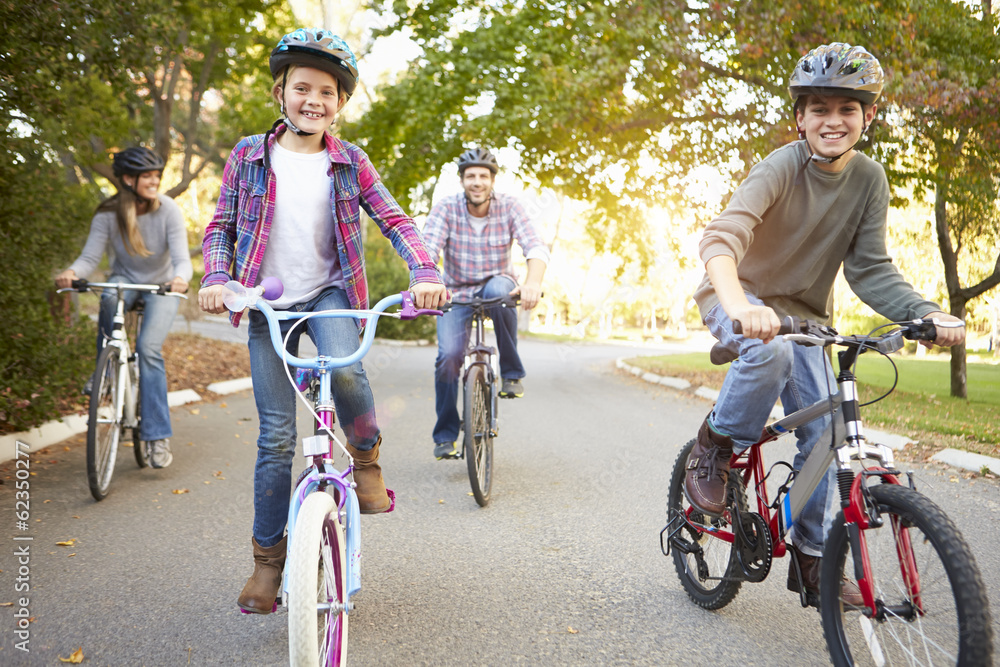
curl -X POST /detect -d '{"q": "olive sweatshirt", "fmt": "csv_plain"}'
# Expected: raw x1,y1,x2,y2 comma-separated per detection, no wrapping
69,194,193,285
693,141,939,324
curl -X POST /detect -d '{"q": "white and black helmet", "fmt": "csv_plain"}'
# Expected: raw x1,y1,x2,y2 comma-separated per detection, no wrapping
457,147,499,175
788,43,884,106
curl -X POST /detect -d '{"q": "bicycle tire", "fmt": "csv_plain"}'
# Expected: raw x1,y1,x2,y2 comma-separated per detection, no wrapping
821,483,993,666
130,355,148,468
87,345,122,501
464,363,493,507
288,491,349,667
666,438,745,610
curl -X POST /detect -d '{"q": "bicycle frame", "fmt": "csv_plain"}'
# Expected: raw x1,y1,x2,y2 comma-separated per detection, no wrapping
246,292,432,608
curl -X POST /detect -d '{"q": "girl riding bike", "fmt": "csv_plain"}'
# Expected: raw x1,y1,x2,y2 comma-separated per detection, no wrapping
198,28,446,616
55,146,191,469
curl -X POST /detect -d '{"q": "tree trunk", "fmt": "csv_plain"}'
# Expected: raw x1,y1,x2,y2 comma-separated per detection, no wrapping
933,181,968,398
949,299,969,399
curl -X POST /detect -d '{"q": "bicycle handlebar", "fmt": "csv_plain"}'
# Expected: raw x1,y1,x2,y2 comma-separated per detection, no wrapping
225,279,441,370
441,294,521,312
59,278,188,297
732,317,964,349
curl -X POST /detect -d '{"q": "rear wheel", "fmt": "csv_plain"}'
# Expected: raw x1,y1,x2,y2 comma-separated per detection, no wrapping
666,437,744,609
130,356,148,468
821,483,993,666
464,363,493,507
288,491,349,667
87,345,122,501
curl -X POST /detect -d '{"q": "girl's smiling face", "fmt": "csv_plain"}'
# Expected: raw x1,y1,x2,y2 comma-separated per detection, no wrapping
124,170,161,199
796,95,876,169
277,66,343,133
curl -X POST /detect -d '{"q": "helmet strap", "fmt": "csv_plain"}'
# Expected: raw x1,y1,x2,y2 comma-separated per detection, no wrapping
120,177,156,204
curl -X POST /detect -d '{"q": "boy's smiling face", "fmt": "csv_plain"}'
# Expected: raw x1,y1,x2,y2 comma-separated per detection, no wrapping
796,94,876,169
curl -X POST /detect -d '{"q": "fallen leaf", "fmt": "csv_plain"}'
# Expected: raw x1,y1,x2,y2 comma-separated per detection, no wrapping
44,499,51,503
568,626,579,634
56,539,76,547
58,647,84,663
68,553,76,557
0,602,13,607
438,499,445,504
220,402,228,408
172,489,190,494
190,408,200,415
467,492,474,496
204,481,211,485
72,515,80,519
64,446,71,451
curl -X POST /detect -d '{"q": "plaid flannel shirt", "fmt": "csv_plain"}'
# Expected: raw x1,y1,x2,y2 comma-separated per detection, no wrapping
201,128,442,327
420,192,548,299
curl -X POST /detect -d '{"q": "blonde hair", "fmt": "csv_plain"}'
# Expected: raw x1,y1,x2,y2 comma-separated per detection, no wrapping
97,186,159,258
271,64,346,108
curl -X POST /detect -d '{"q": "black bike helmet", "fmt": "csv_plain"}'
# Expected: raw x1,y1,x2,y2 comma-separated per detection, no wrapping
269,28,359,99
112,147,166,178
457,147,499,175
788,43,884,106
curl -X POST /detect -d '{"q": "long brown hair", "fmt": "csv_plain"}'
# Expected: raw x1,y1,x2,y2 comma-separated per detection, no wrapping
96,186,160,257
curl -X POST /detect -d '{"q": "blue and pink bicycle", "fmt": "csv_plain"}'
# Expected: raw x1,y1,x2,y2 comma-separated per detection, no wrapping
224,278,440,666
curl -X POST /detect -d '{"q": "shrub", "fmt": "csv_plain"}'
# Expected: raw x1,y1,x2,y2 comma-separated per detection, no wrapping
0,140,100,432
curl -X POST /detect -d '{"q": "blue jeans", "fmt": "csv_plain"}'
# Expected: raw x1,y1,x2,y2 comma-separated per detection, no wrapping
98,276,178,441
706,295,837,557
433,276,524,445
247,287,379,548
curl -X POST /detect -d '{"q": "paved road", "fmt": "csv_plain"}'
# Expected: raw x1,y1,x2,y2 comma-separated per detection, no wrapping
2,337,998,665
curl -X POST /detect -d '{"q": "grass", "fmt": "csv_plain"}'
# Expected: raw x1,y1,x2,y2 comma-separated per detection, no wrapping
626,352,1000,458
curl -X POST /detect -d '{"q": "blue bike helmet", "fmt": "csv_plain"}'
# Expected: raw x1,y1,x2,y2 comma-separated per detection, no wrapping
269,28,359,99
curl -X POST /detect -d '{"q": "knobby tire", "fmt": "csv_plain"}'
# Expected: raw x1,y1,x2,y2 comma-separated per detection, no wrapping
821,483,993,666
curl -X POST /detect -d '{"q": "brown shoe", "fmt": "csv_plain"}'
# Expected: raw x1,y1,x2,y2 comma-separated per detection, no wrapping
683,419,734,516
237,536,287,614
346,436,392,514
787,544,863,607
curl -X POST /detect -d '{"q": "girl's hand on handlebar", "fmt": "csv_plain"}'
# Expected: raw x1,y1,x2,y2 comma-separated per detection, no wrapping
199,284,230,314
922,311,965,348
731,304,782,344
510,282,542,310
55,269,77,290
410,282,448,310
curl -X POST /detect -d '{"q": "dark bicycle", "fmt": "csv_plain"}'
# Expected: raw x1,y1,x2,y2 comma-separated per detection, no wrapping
443,294,520,506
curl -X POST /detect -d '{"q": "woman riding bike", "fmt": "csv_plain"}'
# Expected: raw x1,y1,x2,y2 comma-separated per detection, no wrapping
56,146,192,468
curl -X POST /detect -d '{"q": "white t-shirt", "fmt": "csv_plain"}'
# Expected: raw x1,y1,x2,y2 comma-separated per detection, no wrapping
258,141,345,308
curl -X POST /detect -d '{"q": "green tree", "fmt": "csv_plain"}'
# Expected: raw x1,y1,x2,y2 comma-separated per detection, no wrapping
357,0,1000,397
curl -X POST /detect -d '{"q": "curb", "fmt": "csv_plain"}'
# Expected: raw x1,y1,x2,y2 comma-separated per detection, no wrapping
616,357,1000,477
0,381,251,464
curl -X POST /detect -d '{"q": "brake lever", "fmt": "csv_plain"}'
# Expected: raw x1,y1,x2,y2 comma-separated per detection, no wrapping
399,291,444,320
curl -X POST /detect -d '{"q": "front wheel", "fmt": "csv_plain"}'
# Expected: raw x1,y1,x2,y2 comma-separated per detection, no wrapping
87,345,122,501
666,437,745,610
821,483,993,666
464,363,494,507
288,491,349,667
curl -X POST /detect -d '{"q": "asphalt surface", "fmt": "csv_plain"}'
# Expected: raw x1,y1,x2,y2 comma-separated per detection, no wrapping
2,334,998,665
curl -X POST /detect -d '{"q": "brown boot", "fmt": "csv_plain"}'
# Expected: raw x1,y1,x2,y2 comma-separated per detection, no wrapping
346,436,391,514
237,536,287,614
683,418,734,516
787,543,864,607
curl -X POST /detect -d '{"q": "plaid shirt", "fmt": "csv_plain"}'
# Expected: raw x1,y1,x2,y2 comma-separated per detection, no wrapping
421,192,549,299
202,128,442,327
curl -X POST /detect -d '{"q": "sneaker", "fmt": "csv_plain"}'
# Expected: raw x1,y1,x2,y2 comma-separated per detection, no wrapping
434,441,459,460
82,376,94,396
149,439,173,468
499,378,524,398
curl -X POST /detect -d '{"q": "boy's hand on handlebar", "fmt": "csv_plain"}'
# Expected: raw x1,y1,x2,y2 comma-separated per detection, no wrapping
410,282,448,310
922,311,965,348
510,282,542,310
55,269,77,289
198,284,229,314
731,304,782,344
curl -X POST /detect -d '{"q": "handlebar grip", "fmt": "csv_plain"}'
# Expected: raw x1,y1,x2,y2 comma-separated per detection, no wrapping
70,278,89,290
732,316,801,336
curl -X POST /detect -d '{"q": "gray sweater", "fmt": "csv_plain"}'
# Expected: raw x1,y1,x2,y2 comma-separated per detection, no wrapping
69,194,193,285
693,141,939,324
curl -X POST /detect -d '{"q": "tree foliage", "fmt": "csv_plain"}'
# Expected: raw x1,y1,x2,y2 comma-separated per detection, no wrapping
356,0,1000,396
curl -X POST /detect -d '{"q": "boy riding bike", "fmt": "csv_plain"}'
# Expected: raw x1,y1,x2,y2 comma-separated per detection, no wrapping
684,43,964,604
